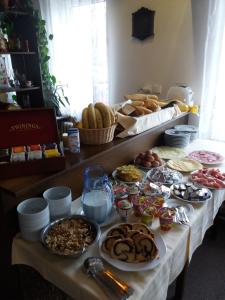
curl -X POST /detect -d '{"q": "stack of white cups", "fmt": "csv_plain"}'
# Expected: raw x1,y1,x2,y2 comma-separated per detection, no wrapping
17,197,50,242
17,186,72,242
43,186,72,221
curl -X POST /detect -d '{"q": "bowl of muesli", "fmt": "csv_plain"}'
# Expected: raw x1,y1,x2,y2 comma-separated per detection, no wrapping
41,215,100,257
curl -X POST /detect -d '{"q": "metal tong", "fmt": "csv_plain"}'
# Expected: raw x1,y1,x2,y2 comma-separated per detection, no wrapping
83,257,134,300
174,206,190,224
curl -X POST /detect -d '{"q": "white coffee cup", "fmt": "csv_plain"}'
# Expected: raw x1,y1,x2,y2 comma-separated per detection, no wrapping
43,186,72,220
17,197,50,242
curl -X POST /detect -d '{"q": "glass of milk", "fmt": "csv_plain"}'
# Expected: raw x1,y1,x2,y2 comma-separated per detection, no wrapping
81,165,113,224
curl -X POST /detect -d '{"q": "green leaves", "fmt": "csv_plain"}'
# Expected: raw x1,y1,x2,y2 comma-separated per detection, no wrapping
50,75,56,85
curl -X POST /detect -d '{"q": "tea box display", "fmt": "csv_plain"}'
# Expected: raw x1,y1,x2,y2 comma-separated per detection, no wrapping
0,108,65,178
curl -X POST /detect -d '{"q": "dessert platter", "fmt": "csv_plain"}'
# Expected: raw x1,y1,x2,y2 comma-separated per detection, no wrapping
170,183,212,204
134,149,165,170
146,166,183,186
166,158,203,173
99,223,166,271
188,150,224,165
112,165,146,184
140,180,171,199
191,168,225,190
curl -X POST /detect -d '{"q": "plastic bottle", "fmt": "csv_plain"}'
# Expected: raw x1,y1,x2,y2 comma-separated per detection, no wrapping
67,128,80,153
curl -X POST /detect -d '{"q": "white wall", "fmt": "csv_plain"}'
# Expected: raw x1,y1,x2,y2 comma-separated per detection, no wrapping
107,0,208,105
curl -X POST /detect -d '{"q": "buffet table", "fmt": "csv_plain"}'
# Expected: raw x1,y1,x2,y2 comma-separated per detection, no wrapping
12,139,225,300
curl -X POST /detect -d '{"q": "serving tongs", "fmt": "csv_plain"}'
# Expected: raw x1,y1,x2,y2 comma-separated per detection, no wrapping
83,257,134,300
174,206,190,225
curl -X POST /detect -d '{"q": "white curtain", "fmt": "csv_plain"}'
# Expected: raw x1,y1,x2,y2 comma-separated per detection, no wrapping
39,0,108,119
199,0,225,142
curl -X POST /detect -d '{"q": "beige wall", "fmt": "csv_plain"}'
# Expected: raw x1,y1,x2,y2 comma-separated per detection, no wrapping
107,0,208,105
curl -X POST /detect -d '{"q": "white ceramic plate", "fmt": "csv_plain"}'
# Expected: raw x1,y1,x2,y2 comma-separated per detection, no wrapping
166,158,203,173
146,167,183,186
188,150,224,165
170,184,212,204
164,198,194,216
112,169,146,185
99,224,166,272
151,146,186,160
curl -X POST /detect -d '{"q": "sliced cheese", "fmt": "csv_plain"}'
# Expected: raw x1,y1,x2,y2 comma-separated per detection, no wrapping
167,158,203,172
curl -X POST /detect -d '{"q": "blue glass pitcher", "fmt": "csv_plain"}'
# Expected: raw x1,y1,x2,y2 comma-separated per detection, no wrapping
81,165,113,224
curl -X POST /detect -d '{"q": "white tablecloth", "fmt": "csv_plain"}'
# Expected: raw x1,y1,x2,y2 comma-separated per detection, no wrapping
12,139,225,300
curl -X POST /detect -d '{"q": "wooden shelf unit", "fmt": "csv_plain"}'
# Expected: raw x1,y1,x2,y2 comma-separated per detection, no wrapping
0,11,44,107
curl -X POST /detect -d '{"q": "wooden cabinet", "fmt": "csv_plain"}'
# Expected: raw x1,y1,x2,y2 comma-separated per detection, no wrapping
0,10,44,107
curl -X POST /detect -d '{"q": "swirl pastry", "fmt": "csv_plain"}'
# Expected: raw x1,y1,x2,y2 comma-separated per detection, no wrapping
132,233,158,262
102,223,158,263
102,235,124,254
110,238,136,262
132,223,155,239
107,227,127,238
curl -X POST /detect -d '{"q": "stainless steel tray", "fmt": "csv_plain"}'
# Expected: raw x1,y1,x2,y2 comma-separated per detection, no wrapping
41,215,100,258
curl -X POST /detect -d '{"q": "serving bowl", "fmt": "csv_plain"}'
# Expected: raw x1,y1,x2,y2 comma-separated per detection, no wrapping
41,215,100,258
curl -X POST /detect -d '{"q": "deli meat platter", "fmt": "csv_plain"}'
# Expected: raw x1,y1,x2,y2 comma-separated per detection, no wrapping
188,150,224,165
191,168,225,189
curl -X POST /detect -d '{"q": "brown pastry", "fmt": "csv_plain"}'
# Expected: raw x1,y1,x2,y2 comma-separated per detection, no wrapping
110,238,136,262
102,223,158,263
132,233,158,262
107,227,127,238
102,235,124,254
132,223,155,238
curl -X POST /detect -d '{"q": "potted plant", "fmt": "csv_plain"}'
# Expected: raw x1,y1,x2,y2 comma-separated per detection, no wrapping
0,0,70,114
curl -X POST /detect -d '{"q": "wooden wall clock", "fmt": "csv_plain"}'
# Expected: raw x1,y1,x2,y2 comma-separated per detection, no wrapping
132,7,155,41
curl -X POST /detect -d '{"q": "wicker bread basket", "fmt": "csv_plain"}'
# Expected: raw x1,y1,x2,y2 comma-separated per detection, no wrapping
79,123,117,145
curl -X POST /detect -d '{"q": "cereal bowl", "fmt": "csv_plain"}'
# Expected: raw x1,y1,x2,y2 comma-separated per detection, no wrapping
41,215,100,258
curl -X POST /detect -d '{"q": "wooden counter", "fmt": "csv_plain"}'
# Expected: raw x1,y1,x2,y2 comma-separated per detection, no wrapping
0,112,188,272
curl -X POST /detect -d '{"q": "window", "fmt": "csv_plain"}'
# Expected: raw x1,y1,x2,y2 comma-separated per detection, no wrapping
39,0,108,118
199,0,225,142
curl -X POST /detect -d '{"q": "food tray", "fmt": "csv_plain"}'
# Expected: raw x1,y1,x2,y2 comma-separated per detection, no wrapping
41,215,100,257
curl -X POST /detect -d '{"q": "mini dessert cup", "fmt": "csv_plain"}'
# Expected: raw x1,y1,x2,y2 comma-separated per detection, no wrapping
115,192,129,206
116,199,133,221
132,196,145,217
113,184,129,206
140,206,156,226
151,196,165,217
159,207,175,231
128,186,140,203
